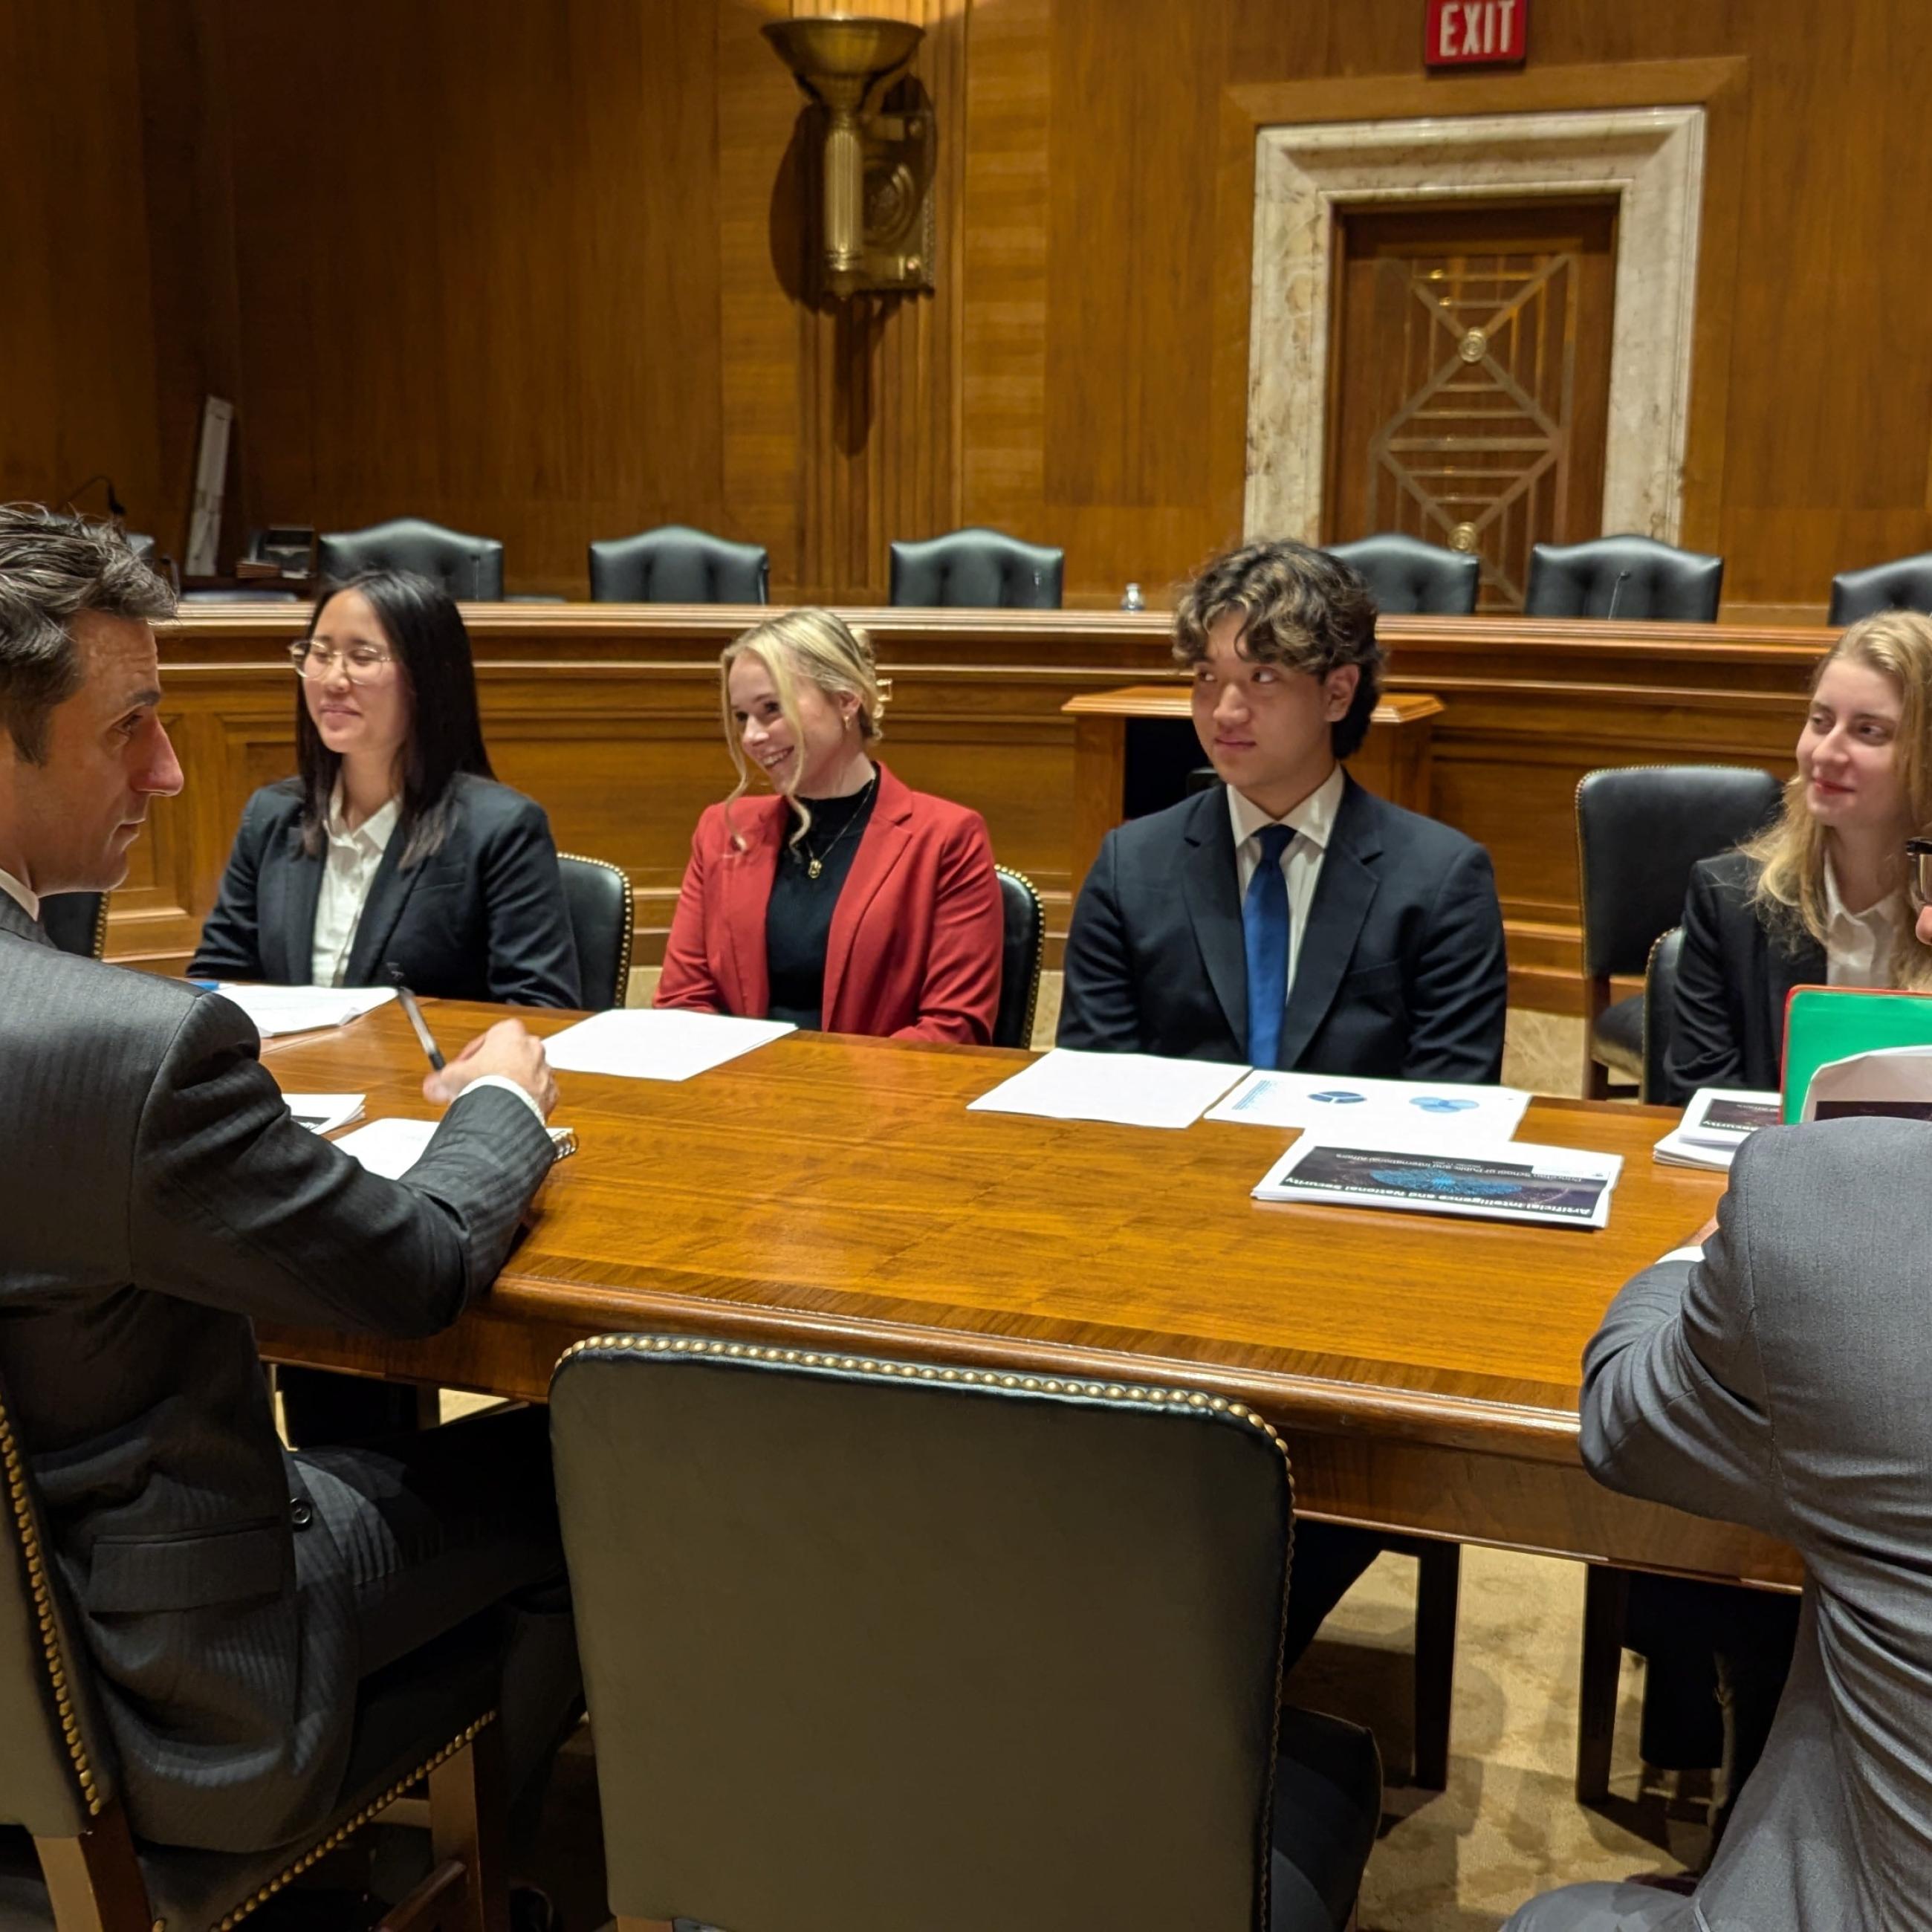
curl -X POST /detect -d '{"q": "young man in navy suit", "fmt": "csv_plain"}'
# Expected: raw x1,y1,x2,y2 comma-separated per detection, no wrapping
1059,538,1508,1668
1059,537,1507,1080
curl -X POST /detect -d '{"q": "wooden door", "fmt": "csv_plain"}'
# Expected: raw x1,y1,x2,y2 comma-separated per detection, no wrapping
1324,201,1617,612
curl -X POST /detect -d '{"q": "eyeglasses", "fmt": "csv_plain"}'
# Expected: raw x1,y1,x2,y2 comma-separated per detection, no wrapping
1909,838,1932,909
288,641,394,683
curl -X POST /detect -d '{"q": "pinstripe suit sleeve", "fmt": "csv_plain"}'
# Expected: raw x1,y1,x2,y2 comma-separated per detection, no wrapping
127,991,556,1334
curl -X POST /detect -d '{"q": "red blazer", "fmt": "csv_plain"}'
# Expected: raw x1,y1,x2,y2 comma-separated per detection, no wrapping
655,765,1003,1044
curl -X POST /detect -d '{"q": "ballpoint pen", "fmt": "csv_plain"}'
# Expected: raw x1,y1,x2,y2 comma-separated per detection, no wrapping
386,963,445,1072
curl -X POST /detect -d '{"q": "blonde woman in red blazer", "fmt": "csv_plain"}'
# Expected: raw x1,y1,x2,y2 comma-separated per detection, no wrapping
655,608,1003,1043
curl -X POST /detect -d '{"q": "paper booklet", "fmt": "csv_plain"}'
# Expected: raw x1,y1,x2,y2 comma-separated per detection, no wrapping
1799,1046,1932,1125
1652,1087,1781,1171
210,982,395,1037
1254,1135,1623,1230
283,1093,366,1136
967,1048,1250,1131
1206,1069,1530,1141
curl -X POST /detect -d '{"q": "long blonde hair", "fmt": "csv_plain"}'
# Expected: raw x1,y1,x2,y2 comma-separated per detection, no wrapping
718,608,890,850
1745,609,1932,987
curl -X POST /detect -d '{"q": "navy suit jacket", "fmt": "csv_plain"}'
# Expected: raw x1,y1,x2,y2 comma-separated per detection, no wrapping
189,773,580,1007
1057,776,1508,1081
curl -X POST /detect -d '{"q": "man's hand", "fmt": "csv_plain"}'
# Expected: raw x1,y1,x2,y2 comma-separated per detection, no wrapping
423,1019,558,1118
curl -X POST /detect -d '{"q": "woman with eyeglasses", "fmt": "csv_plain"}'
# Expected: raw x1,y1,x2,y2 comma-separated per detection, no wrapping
655,607,1003,1040
190,569,580,1007
1666,609,1932,1103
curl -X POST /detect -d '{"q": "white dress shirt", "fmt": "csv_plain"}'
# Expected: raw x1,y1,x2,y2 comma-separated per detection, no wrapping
1821,859,1903,989
311,790,401,988
1227,763,1347,993
0,866,38,921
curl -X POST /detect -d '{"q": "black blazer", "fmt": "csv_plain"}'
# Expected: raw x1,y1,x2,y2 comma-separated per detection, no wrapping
1663,850,1825,1104
1057,776,1508,1081
189,774,581,1007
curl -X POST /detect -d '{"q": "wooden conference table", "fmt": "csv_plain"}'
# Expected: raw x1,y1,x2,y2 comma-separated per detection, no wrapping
256,1001,1799,1593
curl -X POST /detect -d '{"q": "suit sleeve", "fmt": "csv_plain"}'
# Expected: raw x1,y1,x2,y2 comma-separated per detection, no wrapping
1578,1130,1786,1537
1055,832,1144,1052
654,815,728,1013
1663,863,1748,1101
894,813,1002,1045
479,801,582,1008
128,992,557,1335
1399,840,1508,1083
187,794,270,981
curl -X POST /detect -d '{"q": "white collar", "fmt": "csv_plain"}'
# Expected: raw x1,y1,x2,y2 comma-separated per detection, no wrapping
0,866,40,921
325,784,401,854
1226,762,1346,854
1821,856,1902,934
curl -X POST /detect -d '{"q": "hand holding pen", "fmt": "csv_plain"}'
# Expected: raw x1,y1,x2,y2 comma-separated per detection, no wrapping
389,965,557,1117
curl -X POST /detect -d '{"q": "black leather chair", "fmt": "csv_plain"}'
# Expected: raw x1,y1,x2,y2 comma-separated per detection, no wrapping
588,527,769,603
1827,551,1932,626
1526,536,1724,621
39,893,108,961
317,519,505,600
1574,764,1783,1098
551,1334,1383,1932
1327,534,1480,615
0,1371,511,1931
1641,926,1685,1107
558,852,634,1011
993,866,1045,1049
890,527,1064,609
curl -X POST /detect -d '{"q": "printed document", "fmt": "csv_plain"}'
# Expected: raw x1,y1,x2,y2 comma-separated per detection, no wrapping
1206,1069,1530,1141
543,1009,795,1082
967,1049,1249,1131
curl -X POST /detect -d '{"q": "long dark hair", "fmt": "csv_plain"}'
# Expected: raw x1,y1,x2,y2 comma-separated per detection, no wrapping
295,568,493,866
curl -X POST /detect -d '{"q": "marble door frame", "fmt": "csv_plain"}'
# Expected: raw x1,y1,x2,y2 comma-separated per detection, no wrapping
1243,107,1706,548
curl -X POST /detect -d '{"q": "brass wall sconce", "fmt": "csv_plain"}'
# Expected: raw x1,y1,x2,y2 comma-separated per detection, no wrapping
763,15,936,299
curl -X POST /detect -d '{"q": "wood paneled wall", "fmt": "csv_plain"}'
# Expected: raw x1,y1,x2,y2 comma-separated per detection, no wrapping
11,0,1932,616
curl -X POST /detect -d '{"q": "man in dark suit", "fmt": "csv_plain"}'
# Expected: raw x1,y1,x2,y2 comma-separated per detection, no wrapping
0,508,577,1882
1059,538,1508,1664
1058,538,1507,1080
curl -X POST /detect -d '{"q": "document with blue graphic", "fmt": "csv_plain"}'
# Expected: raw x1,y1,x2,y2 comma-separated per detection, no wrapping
1252,1136,1621,1228
1205,1069,1531,1141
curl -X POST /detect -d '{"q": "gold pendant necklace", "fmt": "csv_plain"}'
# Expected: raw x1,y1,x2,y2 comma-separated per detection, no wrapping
794,773,877,882
808,856,823,880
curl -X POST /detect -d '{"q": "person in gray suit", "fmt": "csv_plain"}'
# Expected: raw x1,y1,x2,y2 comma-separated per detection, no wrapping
0,507,578,1876
1506,1103,1932,1928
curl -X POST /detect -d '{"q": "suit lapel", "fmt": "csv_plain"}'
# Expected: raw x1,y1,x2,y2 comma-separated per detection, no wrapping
1276,776,1381,1072
823,767,911,1028
0,893,53,950
341,839,423,986
1180,786,1248,1049
264,818,325,983
1767,930,1827,1039
719,800,784,1017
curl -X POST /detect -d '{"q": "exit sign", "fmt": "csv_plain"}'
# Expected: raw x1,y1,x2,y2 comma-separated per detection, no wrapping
1427,0,1527,66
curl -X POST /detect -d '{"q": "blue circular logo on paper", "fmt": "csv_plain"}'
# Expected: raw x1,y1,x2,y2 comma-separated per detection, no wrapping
1410,1096,1479,1114
1310,1090,1368,1105
1370,1167,1521,1197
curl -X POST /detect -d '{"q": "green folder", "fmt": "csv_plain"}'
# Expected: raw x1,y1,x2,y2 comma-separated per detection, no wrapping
1781,985,1932,1121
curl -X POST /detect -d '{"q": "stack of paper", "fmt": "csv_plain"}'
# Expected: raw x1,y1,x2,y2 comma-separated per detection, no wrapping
211,983,395,1037
334,1115,573,1178
967,1049,1249,1131
283,1093,366,1135
1254,1135,1624,1229
1206,1069,1531,1142
543,1009,794,1082
1653,1088,1780,1170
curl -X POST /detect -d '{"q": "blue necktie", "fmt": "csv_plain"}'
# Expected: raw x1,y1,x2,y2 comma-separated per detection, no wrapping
1243,823,1294,1069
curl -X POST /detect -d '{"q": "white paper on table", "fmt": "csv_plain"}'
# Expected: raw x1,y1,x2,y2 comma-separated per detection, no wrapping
967,1048,1249,1131
213,982,395,1037
1254,1132,1623,1229
542,1008,795,1082
1651,1086,1780,1170
283,1093,366,1135
1205,1069,1531,1141
1800,1046,1932,1124
333,1117,439,1179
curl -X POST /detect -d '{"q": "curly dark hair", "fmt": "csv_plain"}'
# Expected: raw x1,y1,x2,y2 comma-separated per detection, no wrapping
1173,538,1384,757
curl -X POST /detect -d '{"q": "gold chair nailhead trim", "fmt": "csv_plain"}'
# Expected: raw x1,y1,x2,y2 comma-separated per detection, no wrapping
993,864,1046,1046
203,1711,498,1932
557,851,636,1007
0,1393,101,1814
